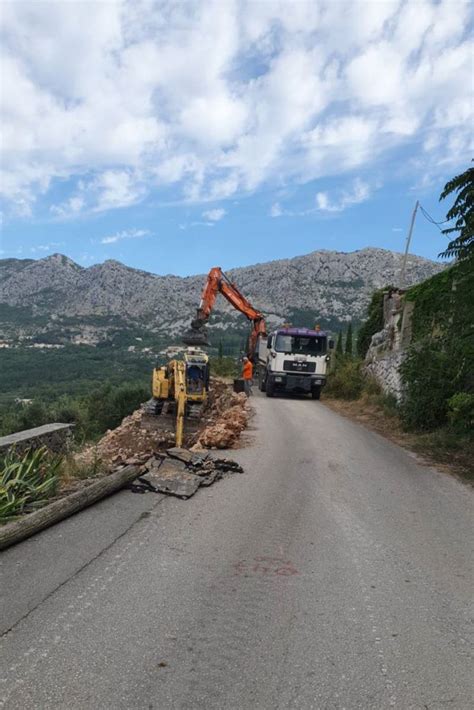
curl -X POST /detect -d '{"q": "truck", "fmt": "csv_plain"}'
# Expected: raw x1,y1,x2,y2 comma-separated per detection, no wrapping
182,266,334,400
257,327,334,399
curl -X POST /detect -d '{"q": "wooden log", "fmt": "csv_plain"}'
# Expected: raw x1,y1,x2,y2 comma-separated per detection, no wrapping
0,465,141,551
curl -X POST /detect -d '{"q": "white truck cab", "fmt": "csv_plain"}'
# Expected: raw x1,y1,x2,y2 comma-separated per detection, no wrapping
257,327,334,399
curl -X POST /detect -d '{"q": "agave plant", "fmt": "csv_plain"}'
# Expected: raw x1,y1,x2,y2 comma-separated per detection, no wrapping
0,447,62,523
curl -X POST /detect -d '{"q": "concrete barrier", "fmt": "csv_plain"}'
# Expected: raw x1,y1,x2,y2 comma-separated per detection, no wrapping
0,423,75,455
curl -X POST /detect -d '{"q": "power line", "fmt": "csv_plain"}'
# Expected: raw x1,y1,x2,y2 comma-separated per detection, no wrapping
418,204,450,231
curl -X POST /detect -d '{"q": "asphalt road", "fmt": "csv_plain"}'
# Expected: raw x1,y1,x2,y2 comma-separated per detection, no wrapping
1,393,472,709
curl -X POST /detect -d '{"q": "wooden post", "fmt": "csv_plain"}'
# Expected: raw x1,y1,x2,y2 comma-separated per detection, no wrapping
0,465,141,551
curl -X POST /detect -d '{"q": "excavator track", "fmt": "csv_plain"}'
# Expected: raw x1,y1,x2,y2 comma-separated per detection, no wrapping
142,399,177,433
186,402,205,420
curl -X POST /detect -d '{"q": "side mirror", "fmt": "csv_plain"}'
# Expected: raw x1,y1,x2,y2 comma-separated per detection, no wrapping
329,339,335,350
267,336,272,348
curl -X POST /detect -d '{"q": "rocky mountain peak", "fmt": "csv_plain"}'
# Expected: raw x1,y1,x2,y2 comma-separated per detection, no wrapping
44,253,82,269
0,248,445,345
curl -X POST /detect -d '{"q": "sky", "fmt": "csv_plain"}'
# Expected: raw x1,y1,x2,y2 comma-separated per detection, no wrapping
0,0,472,276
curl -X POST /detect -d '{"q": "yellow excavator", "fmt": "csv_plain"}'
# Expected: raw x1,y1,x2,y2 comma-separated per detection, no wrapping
147,265,264,446
146,347,210,447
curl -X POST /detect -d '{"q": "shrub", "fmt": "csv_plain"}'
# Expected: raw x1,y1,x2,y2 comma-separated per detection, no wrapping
399,344,460,431
363,376,382,396
447,392,474,432
374,392,399,417
325,357,364,400
82,383,149,438
357,288,390,358
0,447,62,523
209,356,239,378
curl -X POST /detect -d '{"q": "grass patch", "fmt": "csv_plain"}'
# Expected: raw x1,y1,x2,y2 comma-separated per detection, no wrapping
410,428,474,482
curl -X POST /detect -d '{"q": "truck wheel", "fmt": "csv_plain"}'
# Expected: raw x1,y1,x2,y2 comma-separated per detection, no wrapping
311,387,321,400
259,370,266,392
265,379,274,397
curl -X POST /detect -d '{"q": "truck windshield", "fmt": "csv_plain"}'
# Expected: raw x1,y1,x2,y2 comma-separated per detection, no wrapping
275,334,326,355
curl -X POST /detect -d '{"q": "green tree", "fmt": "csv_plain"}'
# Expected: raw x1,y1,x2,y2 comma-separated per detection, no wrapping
17,401,50,430
218,339,224,361
345,322,353,356
439,164,474,260
336,331,343,355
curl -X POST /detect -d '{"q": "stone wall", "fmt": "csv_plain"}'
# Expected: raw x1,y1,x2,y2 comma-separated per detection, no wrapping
364,289,413,402
0,423,75,456
365,351,405,401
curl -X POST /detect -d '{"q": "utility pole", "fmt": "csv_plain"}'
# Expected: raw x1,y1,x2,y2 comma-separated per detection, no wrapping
400,200,419,289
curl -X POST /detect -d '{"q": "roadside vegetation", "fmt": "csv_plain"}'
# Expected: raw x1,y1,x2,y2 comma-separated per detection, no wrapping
0,346,240,440
326,166,473,480
209,351,240,379
0,382,149,441
0,447,62,523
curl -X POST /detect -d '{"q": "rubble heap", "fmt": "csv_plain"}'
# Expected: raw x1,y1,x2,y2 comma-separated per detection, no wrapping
196,391,249,449
76,409,175,472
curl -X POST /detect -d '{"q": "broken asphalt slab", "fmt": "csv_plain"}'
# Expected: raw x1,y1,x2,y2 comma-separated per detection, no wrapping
131,450,244,500
142,462,203,499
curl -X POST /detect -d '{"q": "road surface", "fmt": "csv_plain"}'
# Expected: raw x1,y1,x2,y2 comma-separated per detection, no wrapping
1,393,472,709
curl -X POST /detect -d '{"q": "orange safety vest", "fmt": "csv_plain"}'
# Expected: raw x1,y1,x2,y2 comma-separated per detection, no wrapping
242,361,253,380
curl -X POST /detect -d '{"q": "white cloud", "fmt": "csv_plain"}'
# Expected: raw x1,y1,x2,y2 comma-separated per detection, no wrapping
315,179,371,213
202,208,226,222
100,228,150,245
270,203,283,218
0,0,471,216
92,171,145,212
50,196,85,219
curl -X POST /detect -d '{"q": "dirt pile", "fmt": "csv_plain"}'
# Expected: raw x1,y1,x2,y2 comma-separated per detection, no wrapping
76,409,175,472
76,379,250,470
196,389,249,449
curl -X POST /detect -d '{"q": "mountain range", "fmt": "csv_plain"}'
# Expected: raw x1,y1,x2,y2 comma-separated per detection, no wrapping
0,248,444,348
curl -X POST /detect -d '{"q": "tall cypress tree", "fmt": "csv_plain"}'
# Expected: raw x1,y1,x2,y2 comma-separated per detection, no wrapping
345,322,353,356
336,331,343,355
218,339,224,361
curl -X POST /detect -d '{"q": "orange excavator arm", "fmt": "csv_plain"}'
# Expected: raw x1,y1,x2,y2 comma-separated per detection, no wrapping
184,267,266,359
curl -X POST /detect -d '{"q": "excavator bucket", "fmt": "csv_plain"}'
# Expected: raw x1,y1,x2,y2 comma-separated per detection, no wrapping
182,326,210,347
182,313,210,347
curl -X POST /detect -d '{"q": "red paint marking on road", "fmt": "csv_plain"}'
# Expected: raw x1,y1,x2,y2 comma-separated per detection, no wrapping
232,556,299,577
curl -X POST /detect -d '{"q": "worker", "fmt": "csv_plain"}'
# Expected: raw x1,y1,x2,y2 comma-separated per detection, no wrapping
187,364,203,393
242,356,253,396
